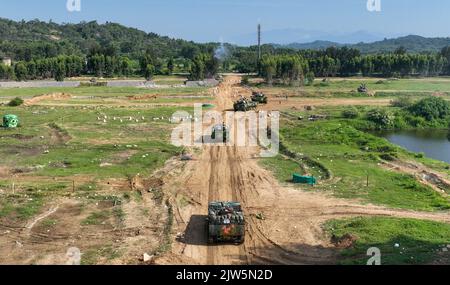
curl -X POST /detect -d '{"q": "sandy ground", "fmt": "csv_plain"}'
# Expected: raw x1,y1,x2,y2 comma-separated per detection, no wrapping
155,76,450,265
24,93,72,106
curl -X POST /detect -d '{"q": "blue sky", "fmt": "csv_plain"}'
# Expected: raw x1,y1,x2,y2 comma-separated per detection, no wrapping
0,0,449,44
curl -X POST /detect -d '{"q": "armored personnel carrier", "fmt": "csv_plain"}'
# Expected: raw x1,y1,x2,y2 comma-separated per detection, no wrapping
358,84,368,93
207,202,245,244
233,97,257,112
251,92,268,104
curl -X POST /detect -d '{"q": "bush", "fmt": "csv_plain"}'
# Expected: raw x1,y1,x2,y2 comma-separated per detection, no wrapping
241,76,250,85
408,96,450,121
415,153,425,159
379,153,397,161
367,109,395,128
7,97,24,107
342,107,360,119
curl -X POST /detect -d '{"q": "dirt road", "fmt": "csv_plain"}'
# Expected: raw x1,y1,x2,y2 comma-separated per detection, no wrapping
158,76,450,265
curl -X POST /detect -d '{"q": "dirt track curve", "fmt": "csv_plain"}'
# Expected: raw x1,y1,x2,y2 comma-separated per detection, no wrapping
157,76,450,265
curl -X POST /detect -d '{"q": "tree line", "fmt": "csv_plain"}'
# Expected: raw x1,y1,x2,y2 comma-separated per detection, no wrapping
2,45,450,83
0,55,84,81
2,19,450,83
252,46,450,85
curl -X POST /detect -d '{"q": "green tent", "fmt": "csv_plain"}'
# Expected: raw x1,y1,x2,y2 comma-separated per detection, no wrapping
293,174,316,185
3,114,19,128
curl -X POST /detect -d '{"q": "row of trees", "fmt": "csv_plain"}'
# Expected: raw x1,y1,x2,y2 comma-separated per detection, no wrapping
307,53,447,78
0,55,84,81
188,53,220,80
255,47,450,85
260,54,310,85
0,52,218,81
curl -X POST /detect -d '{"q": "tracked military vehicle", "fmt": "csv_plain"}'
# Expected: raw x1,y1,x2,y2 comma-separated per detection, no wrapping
211,124,229,143
358,84,368,93
251,92,268,104
207,202,245,244
233,97,257,112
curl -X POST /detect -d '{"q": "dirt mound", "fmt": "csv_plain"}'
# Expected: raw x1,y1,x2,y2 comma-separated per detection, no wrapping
127,94,158,100
25,93,72,106
0,166,11,177
432,92,446,97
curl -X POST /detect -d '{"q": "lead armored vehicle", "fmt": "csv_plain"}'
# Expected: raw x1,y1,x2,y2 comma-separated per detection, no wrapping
207,202,245,244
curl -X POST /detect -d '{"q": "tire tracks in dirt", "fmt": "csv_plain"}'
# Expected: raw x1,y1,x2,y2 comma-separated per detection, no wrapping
159,75,450,265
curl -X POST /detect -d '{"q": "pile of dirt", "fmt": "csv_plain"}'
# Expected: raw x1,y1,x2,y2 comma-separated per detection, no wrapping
127,94,158,100
0,166,11,177
24,93,72,106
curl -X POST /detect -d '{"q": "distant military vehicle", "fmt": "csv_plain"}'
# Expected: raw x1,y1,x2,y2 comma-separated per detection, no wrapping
251,92,268,104
211,124,229,143
207,202,245,244
358,84,368,93
233,98,257,112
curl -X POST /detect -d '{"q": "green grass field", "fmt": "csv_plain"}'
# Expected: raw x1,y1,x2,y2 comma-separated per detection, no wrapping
258,77,450,98
325,217,450,265
0,105,188,179
0,86,208,100
260,106,450,212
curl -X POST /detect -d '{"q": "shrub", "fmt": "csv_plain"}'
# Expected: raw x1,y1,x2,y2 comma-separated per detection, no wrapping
7,97,24,107
379,153,397,161
415,153,425,159
367,109,395,128
408,96,450,121
241,76,250,85
342,107,360,119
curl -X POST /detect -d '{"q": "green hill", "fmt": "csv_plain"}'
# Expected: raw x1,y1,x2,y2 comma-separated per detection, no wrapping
284,35,450,54
0,18,212,61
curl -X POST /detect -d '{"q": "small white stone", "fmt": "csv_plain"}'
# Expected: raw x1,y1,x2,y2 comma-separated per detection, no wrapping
143,253,153,262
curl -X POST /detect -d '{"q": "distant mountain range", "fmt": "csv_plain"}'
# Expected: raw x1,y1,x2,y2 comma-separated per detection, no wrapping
231,28,450,53
281,35,450,53
230,28,387,46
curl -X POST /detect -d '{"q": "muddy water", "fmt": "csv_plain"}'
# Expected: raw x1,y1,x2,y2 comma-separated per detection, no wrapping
375,129,450,164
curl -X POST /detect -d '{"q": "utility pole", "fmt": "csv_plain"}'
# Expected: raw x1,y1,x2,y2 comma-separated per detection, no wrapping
257,24,262,72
